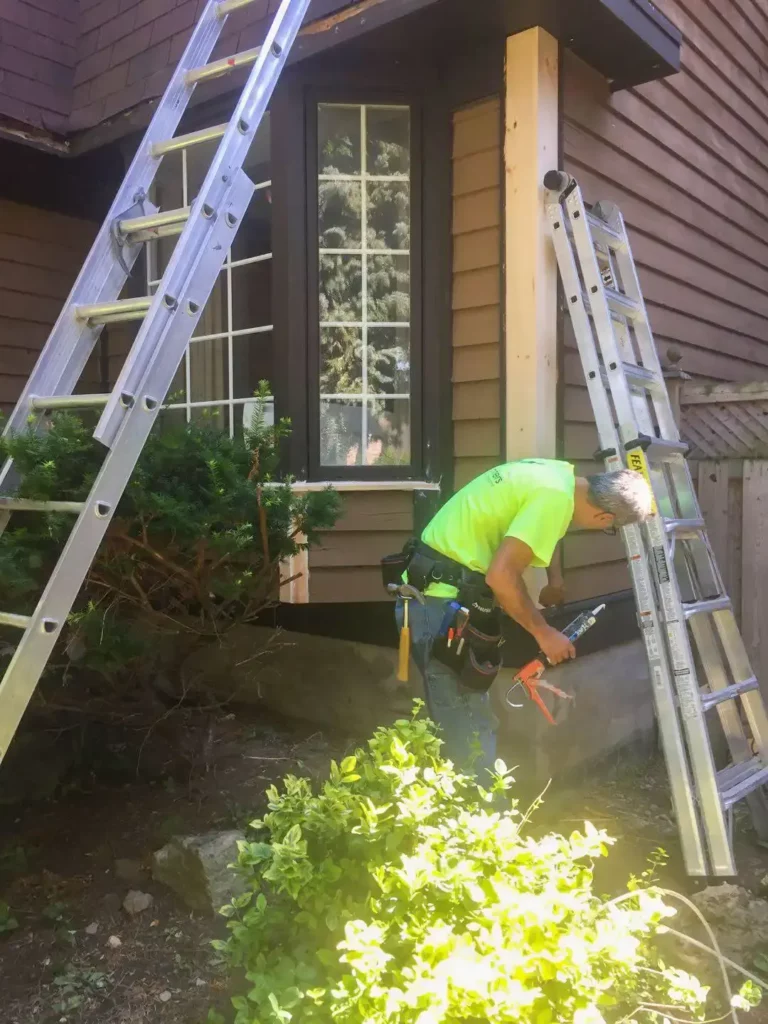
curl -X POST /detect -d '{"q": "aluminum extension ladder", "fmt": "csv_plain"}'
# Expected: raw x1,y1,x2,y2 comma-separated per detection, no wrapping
544,170,768,876
0,0,311,764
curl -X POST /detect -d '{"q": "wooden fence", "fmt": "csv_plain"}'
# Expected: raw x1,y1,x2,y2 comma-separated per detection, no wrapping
680,383,768,691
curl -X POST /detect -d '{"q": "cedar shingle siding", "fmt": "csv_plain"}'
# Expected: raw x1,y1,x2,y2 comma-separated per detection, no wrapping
0,0,78,132
0,0,355,135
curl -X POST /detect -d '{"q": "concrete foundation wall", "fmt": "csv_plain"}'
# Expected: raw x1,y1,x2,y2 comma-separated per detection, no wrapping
494,638,657,786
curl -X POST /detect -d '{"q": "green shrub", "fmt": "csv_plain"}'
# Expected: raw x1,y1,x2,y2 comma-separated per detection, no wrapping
216,707,733,1024
0,391,340,686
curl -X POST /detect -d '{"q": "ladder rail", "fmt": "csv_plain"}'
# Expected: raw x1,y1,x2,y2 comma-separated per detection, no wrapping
0,0,310,765
545,194,708,876
561,184,736,875
95,0,313,448
0,174,254,762
0,0,231,504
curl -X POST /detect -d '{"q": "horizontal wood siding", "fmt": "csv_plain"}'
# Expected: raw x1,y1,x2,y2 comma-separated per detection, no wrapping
0,199,96,414
308,491,413,603
452,98,502,491
561,0,768,601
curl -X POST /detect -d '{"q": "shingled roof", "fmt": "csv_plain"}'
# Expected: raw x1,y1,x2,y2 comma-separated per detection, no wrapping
0,0,358,145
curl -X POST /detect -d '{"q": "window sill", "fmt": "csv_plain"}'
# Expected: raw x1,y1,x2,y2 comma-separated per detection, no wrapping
279,479,440,493
277,479,438,605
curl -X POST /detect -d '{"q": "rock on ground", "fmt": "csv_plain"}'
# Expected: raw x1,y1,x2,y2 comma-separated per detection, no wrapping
122,890,153,916
686,883,768,961
152,831,247,915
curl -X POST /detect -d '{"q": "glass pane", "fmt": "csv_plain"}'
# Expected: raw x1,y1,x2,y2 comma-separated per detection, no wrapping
234,396,275,438
368,254,410,323
366,398,410,466
231,184,272,265
319,180,362,250
158,406,187,432
320,398,363,466
318,104,361,175
367,327,410,395
232,333,273,400
192,271,227,339
367,180,409,250
230,260,272,334
185,138,220,202
190,404,227,432
165,356,187,405
320,327,362,395
319,254,362,322
367,107,410,177
189,337,227,404
149,151,183,281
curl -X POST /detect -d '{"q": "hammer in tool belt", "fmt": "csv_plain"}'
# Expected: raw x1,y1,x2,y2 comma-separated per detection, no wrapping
388,583,426,683
506,604,606,724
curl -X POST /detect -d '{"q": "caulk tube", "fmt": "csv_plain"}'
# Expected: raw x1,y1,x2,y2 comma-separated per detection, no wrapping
563,603,606,645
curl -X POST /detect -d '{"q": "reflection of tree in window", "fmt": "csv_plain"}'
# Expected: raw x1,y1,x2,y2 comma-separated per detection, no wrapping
317,104,411,468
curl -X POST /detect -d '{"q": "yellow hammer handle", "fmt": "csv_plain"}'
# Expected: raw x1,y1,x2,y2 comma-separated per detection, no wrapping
397,625,411,682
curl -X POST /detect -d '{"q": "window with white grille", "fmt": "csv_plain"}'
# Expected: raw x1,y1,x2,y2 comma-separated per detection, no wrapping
147,117,274,436
316,103,412,468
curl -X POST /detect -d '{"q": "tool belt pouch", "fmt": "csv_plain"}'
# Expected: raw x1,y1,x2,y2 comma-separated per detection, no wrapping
380,539,416,590
431,622,503,694
458,626,503,693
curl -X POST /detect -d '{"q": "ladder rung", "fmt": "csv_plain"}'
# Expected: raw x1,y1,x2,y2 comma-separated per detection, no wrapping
75,296,152,325
217,0,261,13
665,517,705,537
623,362,662,391
702,677,760,712
586,212,627,251
186,45,261,85
683,596,732,620
152,123,228,157
625,435,689,459
119,206,190,242
0,612,32,630
718,758,768,809
0,499,85,513
29,394,110,411
603,285,642,321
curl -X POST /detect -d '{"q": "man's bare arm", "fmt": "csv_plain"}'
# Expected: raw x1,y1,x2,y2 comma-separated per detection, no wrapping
486,537,575,665
540,542,566,607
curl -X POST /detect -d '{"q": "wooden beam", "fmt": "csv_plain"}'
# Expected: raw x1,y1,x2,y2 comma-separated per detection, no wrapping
503,27,559,461
682,382,768,405
503,27,558,605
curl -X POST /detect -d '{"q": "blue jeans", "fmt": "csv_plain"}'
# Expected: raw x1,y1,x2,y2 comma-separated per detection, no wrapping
396,596,497,778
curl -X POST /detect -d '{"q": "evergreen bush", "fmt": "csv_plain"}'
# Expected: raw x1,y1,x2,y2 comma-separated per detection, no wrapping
0,392,340,690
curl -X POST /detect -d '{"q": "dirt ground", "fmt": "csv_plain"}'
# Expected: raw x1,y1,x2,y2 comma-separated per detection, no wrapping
1,709,768,1024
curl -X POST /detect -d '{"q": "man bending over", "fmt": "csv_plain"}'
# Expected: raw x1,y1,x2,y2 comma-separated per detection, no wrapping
396,459,652,774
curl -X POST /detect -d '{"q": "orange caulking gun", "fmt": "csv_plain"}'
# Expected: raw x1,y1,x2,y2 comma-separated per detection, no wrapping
505,604,606,725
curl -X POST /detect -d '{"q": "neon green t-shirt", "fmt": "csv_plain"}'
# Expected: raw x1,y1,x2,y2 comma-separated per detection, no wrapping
420,459,575,597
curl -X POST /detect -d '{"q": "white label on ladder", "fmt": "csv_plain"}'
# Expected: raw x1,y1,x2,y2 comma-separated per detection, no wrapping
675,669,699,721
629,558,653,611
667,620,689,673
641,618,660,659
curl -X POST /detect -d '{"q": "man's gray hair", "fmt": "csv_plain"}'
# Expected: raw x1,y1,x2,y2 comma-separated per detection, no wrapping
586,469,653,527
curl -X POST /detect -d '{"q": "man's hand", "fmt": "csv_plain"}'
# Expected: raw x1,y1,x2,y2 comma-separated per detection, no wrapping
539,582,566,607
535,624,576,665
